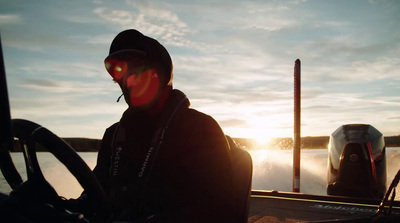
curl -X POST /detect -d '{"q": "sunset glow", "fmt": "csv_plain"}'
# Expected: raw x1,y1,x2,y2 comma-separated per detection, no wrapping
240,116,281,149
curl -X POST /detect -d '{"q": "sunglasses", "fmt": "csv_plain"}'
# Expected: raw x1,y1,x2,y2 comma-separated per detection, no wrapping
104,56,150,83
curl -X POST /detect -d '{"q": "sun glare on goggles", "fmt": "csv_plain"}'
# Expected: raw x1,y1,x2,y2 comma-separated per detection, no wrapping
104,57,128,82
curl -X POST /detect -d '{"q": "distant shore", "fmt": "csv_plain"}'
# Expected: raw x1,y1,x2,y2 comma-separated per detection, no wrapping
233,136,400,150
12,135,400,152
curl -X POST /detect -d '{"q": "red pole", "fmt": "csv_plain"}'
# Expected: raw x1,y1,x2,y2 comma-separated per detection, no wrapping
293,59,301,193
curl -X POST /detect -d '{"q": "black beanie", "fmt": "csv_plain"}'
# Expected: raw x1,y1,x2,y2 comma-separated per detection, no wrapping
108,29,173,86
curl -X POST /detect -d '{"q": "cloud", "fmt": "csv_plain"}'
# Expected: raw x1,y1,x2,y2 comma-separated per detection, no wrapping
10,97,127,138
17,78,112,94
315,57,400,82
93,7,134,26
218,119,248,128
70,34,114,45
236,3,297,31
15,59,107,79
3,29,106,54
11,96,124,117
0,14,23,24
93,2,192,48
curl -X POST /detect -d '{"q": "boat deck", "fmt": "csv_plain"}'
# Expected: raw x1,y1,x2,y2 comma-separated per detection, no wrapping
247,190,400,223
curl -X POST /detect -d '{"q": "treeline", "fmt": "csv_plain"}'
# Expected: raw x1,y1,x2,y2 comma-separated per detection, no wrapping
12,136,400,152
232,136,331,150
233,136,400,150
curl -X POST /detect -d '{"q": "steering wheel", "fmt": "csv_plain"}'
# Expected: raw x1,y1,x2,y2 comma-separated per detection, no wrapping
0,119,111,222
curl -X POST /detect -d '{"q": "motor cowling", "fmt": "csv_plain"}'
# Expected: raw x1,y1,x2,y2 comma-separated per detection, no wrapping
327,124,386,199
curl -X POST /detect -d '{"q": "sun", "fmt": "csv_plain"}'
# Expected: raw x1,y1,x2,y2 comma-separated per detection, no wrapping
247,127,275,149
238,117,279,149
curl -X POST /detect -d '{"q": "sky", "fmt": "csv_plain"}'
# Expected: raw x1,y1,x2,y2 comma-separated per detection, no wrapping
1,0,400,142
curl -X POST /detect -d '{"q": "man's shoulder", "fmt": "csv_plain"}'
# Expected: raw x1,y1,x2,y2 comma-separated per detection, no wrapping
107,122,120,130
184,108,214,122
104,122,120,135
179,108,224,134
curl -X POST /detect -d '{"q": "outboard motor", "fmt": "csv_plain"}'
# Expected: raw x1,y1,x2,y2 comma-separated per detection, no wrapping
327,124,386,199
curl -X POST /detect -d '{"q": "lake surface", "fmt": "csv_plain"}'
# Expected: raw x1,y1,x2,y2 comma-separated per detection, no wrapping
1,147,399,200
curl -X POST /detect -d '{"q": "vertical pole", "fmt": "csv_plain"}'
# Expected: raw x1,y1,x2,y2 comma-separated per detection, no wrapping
0,34,13,152
0,33,23,188
293,59,301,193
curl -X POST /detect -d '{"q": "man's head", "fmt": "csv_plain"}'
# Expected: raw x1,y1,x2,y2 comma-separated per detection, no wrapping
105,29,173,111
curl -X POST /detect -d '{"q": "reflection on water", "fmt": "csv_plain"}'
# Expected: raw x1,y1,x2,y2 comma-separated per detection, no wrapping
0,148,399,200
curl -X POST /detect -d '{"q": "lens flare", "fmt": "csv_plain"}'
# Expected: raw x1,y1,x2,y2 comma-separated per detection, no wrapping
127,68,160,107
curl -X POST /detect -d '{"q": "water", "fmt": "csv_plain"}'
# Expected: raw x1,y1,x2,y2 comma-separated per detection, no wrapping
251,148,400,197
0,152,98,198
1,148,399,199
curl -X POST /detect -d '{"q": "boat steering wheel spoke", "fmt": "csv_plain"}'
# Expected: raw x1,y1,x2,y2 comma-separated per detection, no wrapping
0,119,111,222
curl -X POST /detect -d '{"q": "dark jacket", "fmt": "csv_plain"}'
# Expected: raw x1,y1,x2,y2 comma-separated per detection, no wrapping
92,89,236,222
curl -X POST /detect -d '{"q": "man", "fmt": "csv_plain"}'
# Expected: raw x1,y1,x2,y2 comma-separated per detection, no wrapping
91,29,236,222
